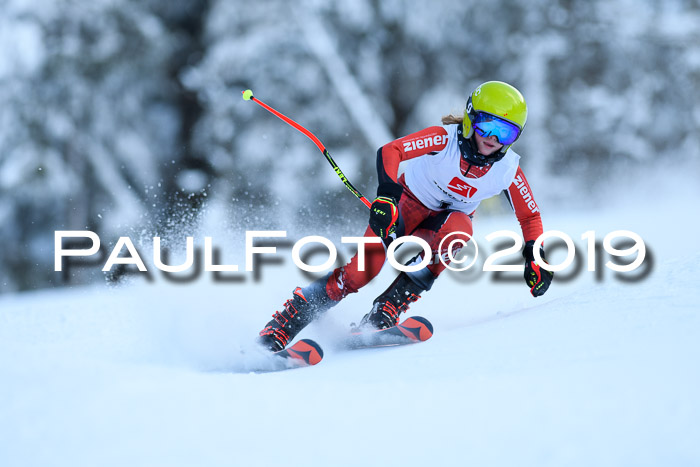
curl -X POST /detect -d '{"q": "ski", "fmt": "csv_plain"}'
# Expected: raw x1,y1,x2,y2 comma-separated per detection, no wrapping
344,316,434,350
240,338,324,373
273,338,324,367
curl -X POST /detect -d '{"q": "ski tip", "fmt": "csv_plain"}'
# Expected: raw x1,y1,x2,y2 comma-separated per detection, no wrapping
399,316,434,341
286,338,324,366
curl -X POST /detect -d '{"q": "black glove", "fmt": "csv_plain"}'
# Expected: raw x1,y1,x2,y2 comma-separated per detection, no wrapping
523,240,554,297
369,182,403,239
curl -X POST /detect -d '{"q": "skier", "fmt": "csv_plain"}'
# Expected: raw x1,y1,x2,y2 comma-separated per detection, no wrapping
258,81,554,352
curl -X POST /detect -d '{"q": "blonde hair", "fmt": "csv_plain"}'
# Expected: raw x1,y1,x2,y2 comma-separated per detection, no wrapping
441,114,463,125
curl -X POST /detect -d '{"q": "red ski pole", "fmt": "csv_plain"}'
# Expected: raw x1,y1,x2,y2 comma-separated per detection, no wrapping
242,89,372,209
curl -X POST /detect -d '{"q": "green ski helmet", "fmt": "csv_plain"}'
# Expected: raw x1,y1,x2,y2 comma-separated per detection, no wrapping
458,81,528,166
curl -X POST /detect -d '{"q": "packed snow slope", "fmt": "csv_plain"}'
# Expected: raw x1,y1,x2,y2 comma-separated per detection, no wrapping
1,179,699,467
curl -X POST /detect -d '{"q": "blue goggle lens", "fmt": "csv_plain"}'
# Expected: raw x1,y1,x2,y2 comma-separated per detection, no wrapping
472,112,521,145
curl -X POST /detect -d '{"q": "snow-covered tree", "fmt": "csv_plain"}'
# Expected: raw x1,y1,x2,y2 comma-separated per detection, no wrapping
0,0,190,290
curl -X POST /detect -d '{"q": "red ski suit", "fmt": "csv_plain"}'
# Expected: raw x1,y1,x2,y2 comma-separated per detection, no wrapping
324,125,543,301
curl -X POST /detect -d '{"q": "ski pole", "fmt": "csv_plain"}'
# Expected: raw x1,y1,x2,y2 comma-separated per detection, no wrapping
241,89,372,209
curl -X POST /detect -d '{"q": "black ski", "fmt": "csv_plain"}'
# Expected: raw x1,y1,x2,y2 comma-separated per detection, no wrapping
344,316,434,350
273,338,324,367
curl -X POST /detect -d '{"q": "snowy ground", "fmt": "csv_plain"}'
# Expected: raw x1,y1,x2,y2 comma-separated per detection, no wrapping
2,178,700,467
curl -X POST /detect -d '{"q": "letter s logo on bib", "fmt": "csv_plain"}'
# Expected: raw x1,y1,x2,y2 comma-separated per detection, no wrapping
446,177,478,198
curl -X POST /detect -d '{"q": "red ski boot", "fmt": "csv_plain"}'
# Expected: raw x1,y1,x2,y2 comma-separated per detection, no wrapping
360,272,425,330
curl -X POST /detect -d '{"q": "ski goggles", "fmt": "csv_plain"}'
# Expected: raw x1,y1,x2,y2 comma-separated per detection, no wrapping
472,112,522,145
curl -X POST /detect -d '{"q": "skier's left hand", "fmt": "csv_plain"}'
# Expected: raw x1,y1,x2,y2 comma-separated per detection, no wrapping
523,240,553,297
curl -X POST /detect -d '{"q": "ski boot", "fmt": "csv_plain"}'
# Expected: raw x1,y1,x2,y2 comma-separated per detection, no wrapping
360,272,425,330
258,277,336,352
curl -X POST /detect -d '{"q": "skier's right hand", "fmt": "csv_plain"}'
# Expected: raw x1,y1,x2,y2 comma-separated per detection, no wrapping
369,182,403,239
523,240,554,297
